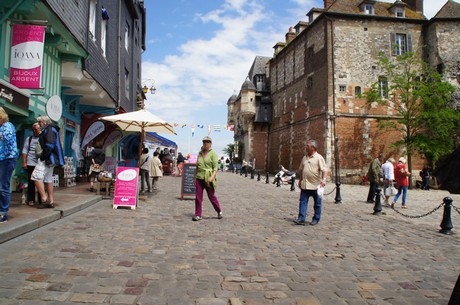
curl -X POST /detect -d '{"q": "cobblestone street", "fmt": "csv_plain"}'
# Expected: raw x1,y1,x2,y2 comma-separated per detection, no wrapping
0,172,459,304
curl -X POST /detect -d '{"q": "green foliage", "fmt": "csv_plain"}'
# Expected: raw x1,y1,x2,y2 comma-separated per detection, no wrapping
222,142,244,161
366,51,459,169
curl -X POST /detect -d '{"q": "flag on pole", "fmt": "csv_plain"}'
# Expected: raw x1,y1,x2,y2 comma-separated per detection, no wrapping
191,124,195,137
228,125,235,131
207,125,211,135
181,124,187,128
213,125,221,132
197,124,204,128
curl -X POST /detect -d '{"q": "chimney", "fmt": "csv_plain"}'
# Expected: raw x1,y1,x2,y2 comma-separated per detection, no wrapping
324,0,334,9
285,27,296,44
402,0,423,14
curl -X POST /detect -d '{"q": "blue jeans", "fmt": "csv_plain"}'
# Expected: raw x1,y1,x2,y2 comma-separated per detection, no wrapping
0,158,17,216
298,189,322,222
393,186,408,205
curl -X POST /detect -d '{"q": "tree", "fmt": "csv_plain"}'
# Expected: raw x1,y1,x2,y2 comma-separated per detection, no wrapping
222,142,244,162
366,52,459,182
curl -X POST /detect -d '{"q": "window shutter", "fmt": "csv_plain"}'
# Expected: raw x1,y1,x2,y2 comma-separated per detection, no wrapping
390,32,396,56
407,33,413,53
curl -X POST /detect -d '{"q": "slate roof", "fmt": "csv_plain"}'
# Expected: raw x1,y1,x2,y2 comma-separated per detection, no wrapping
324,0,425,20
248,56,271,80
434,0,460,19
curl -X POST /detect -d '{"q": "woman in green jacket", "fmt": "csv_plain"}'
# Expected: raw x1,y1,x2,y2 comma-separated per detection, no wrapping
193,136,223,221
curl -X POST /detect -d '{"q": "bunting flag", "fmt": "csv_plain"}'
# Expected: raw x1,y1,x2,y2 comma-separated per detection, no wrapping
197,124,204,128
181,124,187,128
191,124,195,137
213,125,221,132
173,123,178,127
228,125,235,131
207,125,211,135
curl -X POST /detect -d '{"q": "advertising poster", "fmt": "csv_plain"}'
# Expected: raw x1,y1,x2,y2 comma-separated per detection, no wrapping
10,24,45,89
113,167,139,209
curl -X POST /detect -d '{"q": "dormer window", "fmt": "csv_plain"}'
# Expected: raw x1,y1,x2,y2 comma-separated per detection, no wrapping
395,7,405,18
364,4,374,15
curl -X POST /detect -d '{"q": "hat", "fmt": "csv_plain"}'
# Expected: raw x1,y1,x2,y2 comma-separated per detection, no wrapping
398,157,406,164
387,157,396,163
202,136,212,142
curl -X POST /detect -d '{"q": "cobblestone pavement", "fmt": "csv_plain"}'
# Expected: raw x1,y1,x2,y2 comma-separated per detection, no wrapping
0,172,459,305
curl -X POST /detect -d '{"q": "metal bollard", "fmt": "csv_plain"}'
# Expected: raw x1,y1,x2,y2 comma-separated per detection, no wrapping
240,168,243,176
373,188,382,215
290,176,295,191
440,197,453,235
335,182,342,204
245,168,248,177
265,172,269,184
257,171,261,181
235,168,239,174
276,176,281,187
251,169,255,179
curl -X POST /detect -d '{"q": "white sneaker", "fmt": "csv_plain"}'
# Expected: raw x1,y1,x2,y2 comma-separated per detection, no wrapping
217,212,223,219
192,216,202,221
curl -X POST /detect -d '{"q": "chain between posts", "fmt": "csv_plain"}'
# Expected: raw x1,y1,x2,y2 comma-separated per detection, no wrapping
390,201,454,219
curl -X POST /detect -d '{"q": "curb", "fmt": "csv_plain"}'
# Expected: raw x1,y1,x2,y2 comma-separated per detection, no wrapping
0,196,102,244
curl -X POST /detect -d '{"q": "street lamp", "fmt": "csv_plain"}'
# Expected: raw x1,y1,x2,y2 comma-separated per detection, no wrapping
142,79,157,95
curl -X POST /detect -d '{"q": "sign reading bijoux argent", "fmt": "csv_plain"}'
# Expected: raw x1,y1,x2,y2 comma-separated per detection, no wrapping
10,24,45,89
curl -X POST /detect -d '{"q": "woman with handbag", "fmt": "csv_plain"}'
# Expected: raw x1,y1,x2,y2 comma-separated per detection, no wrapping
139,147,151,193
391,157,411,209
88,141,105,192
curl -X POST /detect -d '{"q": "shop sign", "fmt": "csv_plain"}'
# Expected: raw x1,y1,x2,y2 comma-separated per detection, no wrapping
10,24,45,89
81,121,105,148
0,83,29,110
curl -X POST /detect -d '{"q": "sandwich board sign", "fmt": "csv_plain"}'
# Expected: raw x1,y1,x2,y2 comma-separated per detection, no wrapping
113,167,139,209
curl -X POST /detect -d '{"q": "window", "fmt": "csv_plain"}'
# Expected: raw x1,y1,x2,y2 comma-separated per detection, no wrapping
364,4,374,15
339,85,346,93
89,0,97,41
378,76,388,98
391,32,413,56
307,47,314,58
125,22,130,51
395,7,405,18
101,19,107,57
125,69,130,98
307,77,313,89
355,86,362,97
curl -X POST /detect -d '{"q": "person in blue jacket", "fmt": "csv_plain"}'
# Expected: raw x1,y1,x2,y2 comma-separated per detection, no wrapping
32,115,64,209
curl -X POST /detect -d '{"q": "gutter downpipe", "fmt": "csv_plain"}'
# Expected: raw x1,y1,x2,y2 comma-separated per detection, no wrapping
326,15,342,204
117,0,122,110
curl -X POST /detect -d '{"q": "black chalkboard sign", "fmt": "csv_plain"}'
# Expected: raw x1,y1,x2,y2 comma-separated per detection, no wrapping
181,163,197,199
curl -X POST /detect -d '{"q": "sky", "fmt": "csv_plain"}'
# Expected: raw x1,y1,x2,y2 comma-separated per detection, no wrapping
141,0,454,156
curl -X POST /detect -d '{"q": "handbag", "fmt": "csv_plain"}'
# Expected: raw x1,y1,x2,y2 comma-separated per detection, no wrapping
385,185,398,197
98,171,113,182
35,141,43,159
89,164,102,176
31,160,46,181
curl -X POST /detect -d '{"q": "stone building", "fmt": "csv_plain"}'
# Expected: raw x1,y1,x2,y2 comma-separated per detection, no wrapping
228,0,460,183
228,56,272,167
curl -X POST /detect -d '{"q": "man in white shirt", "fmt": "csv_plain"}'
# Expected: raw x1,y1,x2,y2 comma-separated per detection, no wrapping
381,157,395,206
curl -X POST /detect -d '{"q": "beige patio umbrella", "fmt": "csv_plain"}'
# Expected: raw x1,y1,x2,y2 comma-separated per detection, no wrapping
100,109,176,164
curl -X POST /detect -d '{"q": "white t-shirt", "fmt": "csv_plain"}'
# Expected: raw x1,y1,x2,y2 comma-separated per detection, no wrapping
381,161,394,180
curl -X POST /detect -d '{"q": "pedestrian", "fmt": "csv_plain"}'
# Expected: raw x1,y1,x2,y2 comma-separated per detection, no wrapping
88,141,105,192
366,153,384,203
420,164,431,190
139,147,151,193
219,156,225,172
176,152,185,176
392,157,411,209
32,115,64,209
294,139,327,226
150,151,163,190
0,107,19,223
381,157,396,206
21,122,42,206
192,136,222,221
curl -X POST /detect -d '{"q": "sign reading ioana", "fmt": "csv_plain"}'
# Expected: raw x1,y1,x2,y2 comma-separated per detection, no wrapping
10,24,45,89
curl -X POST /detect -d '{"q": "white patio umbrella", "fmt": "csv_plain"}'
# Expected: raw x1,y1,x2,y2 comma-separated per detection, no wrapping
100,109,176,164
